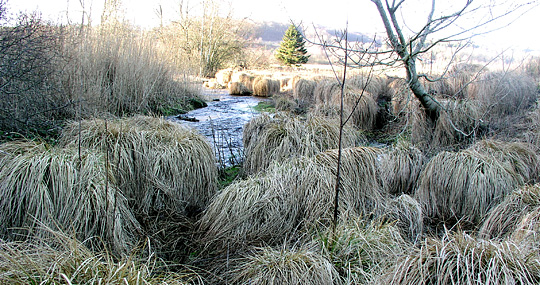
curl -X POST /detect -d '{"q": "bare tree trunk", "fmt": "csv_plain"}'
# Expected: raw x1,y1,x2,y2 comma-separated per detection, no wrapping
372,0,442,121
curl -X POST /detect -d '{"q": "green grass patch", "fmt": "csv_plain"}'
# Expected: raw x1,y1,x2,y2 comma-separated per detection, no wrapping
252,101,276,113
218,165,242,189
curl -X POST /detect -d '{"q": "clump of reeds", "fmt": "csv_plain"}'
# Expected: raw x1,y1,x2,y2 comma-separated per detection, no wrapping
378,231,540,284
415,149,521,227
382,194,424,243
0,141,141,254
378,141,425,195
228,82,252,95
231,72,255,92
242,113,358,175
348,74,394,103
314,79,342,105
216,68,233,86
252,76,280,97
411,99,482,150
312,219,408,284
229,244,339,285
293,78,317,106
0,229,204,284
59,115,218,216
480,184,540,240
472,71,537,120
470,139,539,184
198,157,335,253
315,147,385,217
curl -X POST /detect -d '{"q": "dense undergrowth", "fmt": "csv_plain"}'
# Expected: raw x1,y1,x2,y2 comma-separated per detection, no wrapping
2,2,540,283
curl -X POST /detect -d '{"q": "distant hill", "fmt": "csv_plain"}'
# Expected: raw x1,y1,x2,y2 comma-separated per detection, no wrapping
253,21,379,46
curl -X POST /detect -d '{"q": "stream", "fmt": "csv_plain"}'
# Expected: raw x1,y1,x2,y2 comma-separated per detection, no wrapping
170,88,271,167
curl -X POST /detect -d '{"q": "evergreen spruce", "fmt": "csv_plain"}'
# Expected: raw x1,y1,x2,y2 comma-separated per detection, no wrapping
275,25,310,66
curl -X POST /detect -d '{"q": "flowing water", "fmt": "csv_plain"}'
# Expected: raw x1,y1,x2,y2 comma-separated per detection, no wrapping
170,88,270,167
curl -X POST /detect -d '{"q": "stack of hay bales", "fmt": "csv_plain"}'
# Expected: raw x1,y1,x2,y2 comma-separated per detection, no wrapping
252,76,280,97
59,116,218,217
0,141,141,254
242,113,359,175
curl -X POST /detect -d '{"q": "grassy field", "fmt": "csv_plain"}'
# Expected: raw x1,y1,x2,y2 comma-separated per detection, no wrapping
2,9,540,284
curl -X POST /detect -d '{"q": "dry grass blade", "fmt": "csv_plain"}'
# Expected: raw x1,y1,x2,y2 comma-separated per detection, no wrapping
415,149,521,227
0,229,204,284
378,231,540,284
480,184,540,240
378,141,425,195
471,139,539,184
198,157,335,253
229,244,339,285
59,115,218,216
315,147,386,218
243,113,359,175
0,141,140,254
311,219,408,284
293,78,317,106
228,82,252,95
382,194,424,243
252,76,280,97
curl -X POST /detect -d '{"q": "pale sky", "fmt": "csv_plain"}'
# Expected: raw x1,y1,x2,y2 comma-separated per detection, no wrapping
8,0,540,52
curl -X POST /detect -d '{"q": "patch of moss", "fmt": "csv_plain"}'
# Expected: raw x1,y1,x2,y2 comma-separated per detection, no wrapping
252,101,276,113
218,165,242,189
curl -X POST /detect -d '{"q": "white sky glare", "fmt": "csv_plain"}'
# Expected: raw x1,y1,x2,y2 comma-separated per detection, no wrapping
8,0,540,52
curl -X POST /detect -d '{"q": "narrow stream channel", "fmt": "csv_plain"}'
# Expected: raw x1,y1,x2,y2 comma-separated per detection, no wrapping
170,88,271,167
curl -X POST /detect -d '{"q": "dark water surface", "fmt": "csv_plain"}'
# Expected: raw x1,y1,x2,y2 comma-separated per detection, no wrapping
170,88,270,166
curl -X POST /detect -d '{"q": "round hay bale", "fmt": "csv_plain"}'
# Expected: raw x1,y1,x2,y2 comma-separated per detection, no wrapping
479,184,540,240
59,116,218,217
378,231,540,284
215,69,233,86
293,78,317,106
228,82,252,96
378,141,425,195
230,245,339,285
243,113,358,175
0,141,141,254
252,76,280,97
414,149,521,227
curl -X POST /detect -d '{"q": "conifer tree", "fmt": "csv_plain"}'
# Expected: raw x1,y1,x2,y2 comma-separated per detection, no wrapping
275,25,310,66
